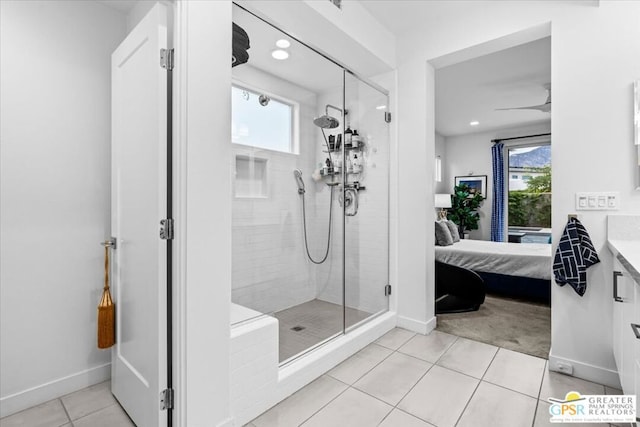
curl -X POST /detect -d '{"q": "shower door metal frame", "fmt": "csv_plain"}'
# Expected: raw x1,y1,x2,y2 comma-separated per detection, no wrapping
342,71,392,336
231,2,389,99
233,1,391,360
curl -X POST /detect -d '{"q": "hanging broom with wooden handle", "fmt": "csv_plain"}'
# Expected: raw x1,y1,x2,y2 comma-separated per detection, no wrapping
97,242,115,349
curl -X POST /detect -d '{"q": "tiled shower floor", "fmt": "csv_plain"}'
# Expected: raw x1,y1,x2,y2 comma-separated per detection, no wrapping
273,299,372,362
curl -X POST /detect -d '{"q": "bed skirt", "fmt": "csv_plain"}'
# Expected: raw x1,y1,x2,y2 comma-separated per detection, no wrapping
476,272,551,303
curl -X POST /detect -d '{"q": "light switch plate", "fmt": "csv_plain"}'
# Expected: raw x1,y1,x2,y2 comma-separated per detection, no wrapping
575,192,620,210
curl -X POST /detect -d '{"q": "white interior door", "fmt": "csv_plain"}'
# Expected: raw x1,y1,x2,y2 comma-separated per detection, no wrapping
111,4,169,427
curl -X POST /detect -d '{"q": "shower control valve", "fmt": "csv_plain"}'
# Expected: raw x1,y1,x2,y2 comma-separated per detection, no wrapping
345,181,365,191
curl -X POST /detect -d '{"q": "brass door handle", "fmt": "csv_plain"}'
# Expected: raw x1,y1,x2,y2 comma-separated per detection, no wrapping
101,238,117,249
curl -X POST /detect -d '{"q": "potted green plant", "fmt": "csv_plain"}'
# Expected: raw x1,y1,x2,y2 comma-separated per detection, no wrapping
447,184,484,237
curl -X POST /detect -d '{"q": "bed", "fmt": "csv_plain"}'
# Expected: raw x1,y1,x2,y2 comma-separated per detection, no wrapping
435,239,552,302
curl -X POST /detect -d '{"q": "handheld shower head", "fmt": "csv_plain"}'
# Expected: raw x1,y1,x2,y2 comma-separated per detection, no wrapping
294,169,305,194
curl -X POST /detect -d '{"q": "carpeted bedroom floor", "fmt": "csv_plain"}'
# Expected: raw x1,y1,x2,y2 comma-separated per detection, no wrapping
436,294,551,359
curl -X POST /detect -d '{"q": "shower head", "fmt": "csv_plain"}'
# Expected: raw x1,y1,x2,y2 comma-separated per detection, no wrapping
258,94,270,106
313,104,346,129
313,115,340,129
293,169,305,194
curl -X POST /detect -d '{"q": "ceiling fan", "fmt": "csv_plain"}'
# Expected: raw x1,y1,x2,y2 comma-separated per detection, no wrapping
496,83,551,113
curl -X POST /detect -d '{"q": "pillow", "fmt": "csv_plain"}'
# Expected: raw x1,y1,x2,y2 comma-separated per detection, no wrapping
435,221,454,246
445,220,461,242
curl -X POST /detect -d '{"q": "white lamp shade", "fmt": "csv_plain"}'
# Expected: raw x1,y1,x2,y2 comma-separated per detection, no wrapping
434,193,452,208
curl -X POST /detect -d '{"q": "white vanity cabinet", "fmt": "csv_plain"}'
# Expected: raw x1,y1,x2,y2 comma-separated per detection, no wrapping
612,256,640,410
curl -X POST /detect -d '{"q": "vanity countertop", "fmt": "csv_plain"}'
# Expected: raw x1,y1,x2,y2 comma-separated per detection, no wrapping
607,215,640,283
608,239,640,284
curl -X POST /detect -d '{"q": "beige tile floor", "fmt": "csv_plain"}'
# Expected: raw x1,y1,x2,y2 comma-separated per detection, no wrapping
2,329,632,427
249,328,632,427
0,381,133,427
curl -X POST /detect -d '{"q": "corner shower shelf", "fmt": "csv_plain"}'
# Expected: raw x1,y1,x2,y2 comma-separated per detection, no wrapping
322,143,363,153
320,170,362,177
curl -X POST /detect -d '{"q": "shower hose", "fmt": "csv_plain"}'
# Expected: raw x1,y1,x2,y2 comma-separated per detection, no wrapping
300,186,333,264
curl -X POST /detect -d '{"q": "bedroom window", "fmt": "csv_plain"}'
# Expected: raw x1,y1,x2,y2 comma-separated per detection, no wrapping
507,144,551,243
231,84,298,154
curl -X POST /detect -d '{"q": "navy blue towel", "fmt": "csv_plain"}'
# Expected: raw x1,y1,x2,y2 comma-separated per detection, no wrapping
553,218,600,296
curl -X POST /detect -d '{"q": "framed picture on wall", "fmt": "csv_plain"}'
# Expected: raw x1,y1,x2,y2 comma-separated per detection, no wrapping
455,175,487,198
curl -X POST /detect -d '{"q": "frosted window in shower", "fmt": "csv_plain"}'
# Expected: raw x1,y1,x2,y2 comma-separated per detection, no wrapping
232,85,296,154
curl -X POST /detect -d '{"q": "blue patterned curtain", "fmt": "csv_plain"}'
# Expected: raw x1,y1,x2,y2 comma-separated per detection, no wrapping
491,143,505,242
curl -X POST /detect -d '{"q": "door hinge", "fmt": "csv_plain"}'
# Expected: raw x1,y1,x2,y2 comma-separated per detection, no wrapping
384,284,392,296
160,48,174,71
160,218,174,240
160,388,174,410
384,112,391,123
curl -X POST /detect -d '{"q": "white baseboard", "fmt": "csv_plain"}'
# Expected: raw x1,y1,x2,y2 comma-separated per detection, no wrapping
216,416,235,427
548,352,621,389
0,363,111,418
397,315,437,335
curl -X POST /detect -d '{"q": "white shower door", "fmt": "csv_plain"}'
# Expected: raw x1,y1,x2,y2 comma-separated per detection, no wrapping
110,4,169,427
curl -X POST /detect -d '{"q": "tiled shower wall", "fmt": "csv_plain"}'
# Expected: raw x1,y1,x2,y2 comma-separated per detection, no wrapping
231,69,389,317
231,66,321,314
314,82,390,315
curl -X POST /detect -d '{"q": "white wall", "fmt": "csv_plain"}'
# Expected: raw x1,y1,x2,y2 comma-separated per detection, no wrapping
302,0,396,69
444,122,551,240
126,0,156,32
396,57,434,333
175,1,232,425
230,65,318,314
0,0,127,416
396,0,640,386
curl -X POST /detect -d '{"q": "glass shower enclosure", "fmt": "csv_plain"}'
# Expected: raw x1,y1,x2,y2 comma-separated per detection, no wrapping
231,4,390,364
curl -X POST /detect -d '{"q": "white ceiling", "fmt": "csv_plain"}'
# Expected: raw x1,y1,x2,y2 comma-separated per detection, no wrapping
100,1,551,135
360,0,446,38
360,1,551,137
435,37,551,137
233,6,345,94
96,0,136,13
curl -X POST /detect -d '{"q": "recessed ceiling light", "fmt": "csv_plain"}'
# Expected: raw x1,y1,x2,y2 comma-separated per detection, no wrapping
271,49,289,60
469,120,480,126
376,105,387,110
275,39,291,49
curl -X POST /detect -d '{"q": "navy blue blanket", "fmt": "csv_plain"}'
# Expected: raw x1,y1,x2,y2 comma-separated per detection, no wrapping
553,217,600,296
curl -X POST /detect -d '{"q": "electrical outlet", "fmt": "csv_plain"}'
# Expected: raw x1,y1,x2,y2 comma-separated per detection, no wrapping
556,362,573,375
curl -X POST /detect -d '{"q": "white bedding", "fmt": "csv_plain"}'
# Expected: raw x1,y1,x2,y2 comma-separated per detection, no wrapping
434,239,552,280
